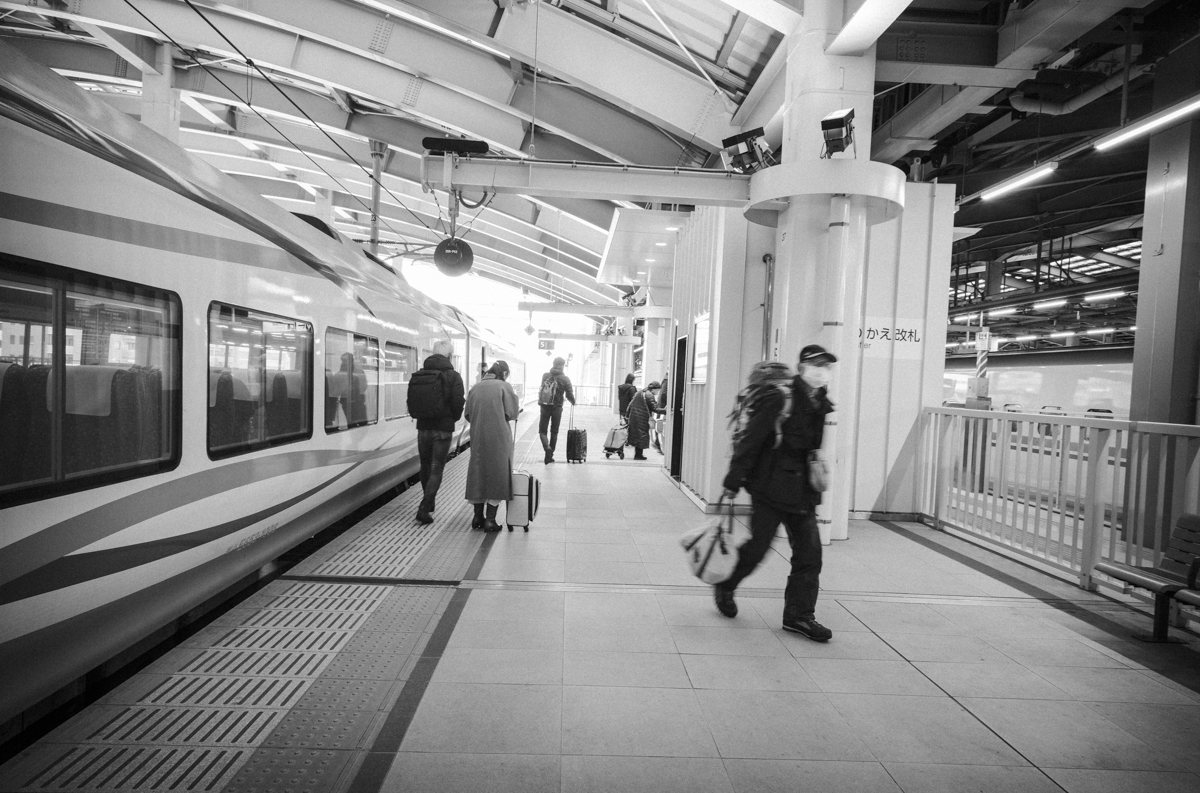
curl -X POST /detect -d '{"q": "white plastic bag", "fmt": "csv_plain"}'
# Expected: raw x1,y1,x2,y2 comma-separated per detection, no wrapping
680,501,748,584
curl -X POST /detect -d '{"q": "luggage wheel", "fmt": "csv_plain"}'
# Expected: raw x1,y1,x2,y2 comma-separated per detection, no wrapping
605,452,611,458
507,524,513,532
618,450,624,459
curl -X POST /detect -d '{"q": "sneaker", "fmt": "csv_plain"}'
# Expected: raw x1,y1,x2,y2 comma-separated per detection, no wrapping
713,587,738,618
415,510,433,525
782,617,832,642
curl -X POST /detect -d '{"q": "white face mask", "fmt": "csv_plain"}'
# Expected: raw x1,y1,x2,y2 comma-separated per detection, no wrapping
801,365,831,390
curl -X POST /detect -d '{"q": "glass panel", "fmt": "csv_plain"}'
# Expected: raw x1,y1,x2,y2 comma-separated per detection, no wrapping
62,284,179,478
324,328,379,431
0,279,54,489
383,342,417,419
208,303,312,456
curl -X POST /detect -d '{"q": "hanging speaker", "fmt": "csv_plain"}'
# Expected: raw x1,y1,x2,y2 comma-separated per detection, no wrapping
434,237,473,277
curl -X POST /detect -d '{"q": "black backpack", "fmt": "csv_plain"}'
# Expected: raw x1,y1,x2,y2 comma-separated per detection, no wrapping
407,369,449,419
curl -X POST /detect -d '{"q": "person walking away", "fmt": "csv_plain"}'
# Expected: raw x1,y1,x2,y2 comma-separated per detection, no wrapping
537,356,576,464
406,339,465,525
626,380,660,460
617,373,637,418
716,345,836,642
465,361,519,531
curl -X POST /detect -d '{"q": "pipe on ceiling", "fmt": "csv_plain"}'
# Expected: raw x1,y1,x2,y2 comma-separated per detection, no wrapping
1008,63,1153,116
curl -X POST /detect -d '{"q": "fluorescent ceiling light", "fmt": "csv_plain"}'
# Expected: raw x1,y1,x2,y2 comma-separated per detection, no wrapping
1129,326,1138,331
1086,327,1116,335
981,162,1058,201
1095,91,1200,151
1013,335,1037,342
1049,331,1076,338
954,313,977,321
989,308,1017,316
1034,299,1066,310
1083,291,1125,302
993,337,1010,344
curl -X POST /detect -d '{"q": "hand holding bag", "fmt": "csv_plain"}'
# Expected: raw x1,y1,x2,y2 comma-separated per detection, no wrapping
679,498,747,584
808,451,829,493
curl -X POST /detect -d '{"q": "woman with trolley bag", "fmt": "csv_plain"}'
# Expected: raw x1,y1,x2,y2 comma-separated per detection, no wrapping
464,361,519,532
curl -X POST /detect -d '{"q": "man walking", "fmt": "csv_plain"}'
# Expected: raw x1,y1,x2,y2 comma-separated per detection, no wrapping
537,356,576,464
716,345,836,641
406,339,465,524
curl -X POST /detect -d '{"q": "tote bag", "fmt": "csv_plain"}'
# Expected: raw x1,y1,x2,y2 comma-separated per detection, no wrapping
679,499,747,584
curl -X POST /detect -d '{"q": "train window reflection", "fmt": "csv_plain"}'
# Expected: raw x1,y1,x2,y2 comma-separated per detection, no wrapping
207,303,312,458
324,328,379,432
383,342,417,419
1,262,181,506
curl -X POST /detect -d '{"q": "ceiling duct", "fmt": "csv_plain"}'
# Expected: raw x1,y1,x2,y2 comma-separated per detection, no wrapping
1009,64,1153,116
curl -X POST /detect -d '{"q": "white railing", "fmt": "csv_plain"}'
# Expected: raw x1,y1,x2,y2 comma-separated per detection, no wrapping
919,407,1200,590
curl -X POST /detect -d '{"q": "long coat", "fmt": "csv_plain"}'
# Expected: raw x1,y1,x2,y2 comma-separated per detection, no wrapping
627,389,654,448
464,374,519,502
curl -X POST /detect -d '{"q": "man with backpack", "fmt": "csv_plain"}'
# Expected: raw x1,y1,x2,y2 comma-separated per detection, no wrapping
717,345,836,642
538,356,576,464
406,339,466,525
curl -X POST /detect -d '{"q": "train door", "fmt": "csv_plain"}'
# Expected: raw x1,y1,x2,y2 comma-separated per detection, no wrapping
670,335,687,479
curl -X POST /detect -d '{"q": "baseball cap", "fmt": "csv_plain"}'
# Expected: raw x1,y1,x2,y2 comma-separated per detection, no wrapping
647,381,661,389
799,344,837,365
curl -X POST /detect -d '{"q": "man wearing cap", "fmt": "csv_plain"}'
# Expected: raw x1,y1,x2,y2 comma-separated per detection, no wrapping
717,345,837,641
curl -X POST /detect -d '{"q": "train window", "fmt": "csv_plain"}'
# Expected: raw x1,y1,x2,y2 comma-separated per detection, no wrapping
0,260,181,507
324,328,379,432
383,342,417,419
208,303,312,458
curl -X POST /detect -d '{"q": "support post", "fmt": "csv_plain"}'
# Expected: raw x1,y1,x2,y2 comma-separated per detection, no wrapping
140,44,180,144
1079,427,1111,591
369,139,387,256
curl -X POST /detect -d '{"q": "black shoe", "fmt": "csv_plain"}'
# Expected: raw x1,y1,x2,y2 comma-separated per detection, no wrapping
714,587,737,618
782,617,832,642
472,503,485,529
483,504,500,532
415,510,433,525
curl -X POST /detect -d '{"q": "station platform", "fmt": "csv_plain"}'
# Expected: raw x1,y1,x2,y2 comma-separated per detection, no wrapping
3,406,1199,793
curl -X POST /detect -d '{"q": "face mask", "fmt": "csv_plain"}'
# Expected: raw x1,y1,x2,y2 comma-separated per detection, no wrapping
801,365,831,390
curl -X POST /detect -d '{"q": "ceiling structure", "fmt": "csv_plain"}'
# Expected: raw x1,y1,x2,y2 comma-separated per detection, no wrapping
1,0,1197,347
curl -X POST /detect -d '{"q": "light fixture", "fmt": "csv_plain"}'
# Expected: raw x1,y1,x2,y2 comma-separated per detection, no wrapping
666,226,680,231
954,313,977,322
1012,335,1037,342
645,259,656,263
1095,90,1200,151
1083,290,1125,302
1129,326,1138,331
1086,327,1116,335
721,127,777,174
655,242,667,247
1049,331,1076,338
820,108,855,158
981,162,1058,201
989,307,1017,317
1034,299,1066,310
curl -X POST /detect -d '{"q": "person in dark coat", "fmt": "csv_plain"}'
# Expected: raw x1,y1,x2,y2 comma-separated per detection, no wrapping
617,373,637,418
717,345,837,642
465,361,519,531
626,381,660,460
410,339,465,525
537,356,576,464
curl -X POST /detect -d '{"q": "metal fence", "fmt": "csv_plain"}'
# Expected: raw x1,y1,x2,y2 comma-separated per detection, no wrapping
572,384,613,408
919,407,1200,591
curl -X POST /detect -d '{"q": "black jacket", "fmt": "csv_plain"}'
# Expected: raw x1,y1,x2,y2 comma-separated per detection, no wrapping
617,383,637,416
540,367,576,407
723,376,833,513
414,353,465,432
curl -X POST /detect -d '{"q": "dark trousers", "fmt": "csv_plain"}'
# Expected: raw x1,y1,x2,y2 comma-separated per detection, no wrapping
417,429,454,512
538,405,564,451
718,498,822,621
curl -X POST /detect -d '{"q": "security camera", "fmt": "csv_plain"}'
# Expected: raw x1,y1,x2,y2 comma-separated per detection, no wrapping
821,108,855,158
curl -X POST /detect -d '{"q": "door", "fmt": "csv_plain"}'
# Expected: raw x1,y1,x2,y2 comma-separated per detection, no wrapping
670,335,687,479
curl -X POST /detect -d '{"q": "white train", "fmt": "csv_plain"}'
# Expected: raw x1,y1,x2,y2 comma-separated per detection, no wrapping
0,43,526,728
944,347,1133,418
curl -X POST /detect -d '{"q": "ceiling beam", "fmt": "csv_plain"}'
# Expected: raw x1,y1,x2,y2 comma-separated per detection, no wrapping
875,61,1036,88
711,0,800,35
827,0,918,57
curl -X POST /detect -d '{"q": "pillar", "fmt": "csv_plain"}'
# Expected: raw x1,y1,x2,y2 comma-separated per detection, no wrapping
770,0,880,543
1130,38,1200,424
140,44,180,144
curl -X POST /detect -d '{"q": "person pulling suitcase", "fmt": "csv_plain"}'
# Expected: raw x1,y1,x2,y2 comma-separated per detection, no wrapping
537,356,576,464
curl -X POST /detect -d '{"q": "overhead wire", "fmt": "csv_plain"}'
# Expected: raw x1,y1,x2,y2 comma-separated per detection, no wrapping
120,0,420,244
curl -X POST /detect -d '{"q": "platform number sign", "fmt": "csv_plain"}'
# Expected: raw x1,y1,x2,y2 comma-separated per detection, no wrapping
538,339,555,350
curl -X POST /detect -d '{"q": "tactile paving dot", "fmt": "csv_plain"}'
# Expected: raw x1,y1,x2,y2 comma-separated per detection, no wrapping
259,710,375,750
294,679,395,711
361,611,433,633
223,747,351,793
374,587,448,614
315,653,410,680
341,631,420,655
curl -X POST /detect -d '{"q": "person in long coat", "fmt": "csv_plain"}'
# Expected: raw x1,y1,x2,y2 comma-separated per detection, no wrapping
617,373,637,418
465,360,519,531
626,381,660,460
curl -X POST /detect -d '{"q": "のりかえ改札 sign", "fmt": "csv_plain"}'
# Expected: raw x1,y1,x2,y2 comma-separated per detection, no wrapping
860,318,926,360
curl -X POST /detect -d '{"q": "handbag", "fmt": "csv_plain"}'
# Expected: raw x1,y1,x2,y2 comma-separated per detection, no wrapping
679,498,747,584
808,451,829,493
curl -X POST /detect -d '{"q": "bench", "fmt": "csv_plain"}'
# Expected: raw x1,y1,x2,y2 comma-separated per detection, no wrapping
1094,513,1200,642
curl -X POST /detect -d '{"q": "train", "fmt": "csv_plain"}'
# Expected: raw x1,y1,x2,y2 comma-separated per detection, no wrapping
0,43,527,729
944,347,1133,418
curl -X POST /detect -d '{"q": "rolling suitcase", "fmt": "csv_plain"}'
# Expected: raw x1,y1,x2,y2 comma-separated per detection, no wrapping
604,419,627,459
566,406,586,463
506,469,540,531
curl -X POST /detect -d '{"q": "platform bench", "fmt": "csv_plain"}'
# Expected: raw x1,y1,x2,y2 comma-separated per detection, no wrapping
1094,513,1200,642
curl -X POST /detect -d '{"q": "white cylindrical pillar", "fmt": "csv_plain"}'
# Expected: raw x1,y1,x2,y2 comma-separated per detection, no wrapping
140,44,180,144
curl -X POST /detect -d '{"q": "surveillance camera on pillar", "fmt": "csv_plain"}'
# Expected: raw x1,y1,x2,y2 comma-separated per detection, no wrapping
720,127,778,174
820,108,855,158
